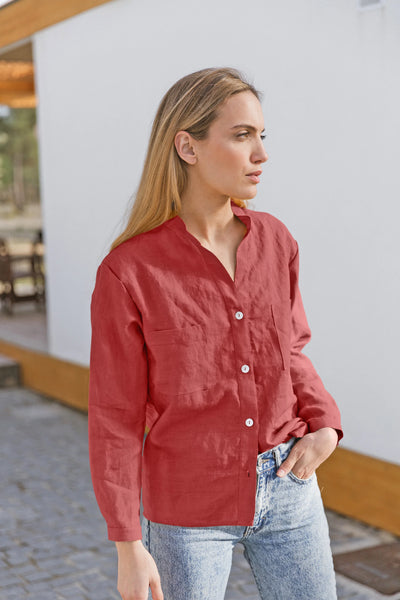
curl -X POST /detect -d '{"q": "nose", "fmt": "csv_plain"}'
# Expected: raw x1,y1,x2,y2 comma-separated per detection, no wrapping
253,140,269,164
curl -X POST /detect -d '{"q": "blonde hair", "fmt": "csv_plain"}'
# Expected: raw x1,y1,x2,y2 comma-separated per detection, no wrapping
110,67,262,251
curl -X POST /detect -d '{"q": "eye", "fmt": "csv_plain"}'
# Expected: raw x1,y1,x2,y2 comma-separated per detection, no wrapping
237,131,267,141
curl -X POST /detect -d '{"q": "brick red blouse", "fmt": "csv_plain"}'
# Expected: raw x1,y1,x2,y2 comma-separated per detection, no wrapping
88,199,343,541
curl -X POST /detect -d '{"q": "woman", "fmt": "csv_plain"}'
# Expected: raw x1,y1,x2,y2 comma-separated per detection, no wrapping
88,67,343,600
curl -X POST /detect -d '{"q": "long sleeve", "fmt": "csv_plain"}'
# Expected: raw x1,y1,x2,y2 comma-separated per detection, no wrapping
289,241,343,444
88,261,148,541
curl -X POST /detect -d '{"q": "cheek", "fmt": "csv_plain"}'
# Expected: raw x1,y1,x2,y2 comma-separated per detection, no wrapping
214,144,243,173
199,142,245,185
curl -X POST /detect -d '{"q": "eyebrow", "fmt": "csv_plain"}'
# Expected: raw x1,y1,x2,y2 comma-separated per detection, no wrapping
230,124,265,133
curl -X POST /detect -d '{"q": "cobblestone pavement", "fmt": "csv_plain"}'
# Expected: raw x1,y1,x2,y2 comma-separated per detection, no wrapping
1,386,399,600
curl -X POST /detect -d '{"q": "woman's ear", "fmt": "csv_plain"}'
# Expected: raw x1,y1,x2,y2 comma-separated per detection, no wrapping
174,131,197,165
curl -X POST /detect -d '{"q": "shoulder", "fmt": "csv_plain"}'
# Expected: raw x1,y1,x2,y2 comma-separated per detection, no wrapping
97,220,170,279
244,204,298,257
244,203,293,237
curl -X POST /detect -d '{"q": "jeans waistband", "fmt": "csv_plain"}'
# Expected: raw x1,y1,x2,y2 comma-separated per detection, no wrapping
256,437,299,472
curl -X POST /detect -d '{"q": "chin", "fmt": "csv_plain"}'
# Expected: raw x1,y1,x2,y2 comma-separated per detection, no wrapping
234,188,258,200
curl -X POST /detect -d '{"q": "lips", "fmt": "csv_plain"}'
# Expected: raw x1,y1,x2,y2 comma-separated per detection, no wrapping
246,170,262,183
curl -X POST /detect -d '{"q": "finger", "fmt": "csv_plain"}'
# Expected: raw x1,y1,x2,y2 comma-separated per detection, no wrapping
292,464,316,479
150,578,164,600
276,447,301,477
278,459,314,479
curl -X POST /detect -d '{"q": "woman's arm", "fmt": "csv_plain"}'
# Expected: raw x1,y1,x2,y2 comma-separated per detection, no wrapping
288,240,343,443
88,261,147,542
276,239,343,478
89,262,165,598
115,541,164,600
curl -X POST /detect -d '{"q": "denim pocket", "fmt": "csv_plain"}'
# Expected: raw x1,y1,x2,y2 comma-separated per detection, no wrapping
287,470,316,484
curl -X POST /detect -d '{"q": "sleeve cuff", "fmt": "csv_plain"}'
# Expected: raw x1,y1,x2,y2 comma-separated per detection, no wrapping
107,523,143,542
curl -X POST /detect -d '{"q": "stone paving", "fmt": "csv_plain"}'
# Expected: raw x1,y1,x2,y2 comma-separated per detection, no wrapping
0,305,48,353
0,385,399,600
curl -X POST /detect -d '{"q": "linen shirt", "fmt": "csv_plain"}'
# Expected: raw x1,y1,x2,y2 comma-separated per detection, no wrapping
88,199,343,542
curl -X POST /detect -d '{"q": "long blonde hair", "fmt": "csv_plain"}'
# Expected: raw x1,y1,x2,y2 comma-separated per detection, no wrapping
110,67,262,251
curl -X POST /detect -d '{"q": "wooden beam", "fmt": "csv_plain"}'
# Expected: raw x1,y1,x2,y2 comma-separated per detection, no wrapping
0,79,34,93
0,53,35,106
318,446,400,536
0,93,35,107
0,338,89,413
0,93,36,107
0,0,115,50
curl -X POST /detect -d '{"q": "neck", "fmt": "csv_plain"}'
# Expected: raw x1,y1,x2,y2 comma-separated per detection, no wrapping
179,196,240,245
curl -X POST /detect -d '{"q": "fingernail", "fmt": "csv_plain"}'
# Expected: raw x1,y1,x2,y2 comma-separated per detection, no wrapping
277,469,285,477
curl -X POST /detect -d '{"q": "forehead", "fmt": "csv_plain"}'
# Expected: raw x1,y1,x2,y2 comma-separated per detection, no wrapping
212,91,264,130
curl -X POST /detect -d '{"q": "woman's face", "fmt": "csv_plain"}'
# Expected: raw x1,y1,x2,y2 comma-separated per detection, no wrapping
184,90,269,202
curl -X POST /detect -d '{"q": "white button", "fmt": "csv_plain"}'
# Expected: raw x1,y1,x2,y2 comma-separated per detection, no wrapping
241,364,250,373
235,311,244,320
245,418,254,427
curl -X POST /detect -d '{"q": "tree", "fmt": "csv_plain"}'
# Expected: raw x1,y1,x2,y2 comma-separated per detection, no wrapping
0,107,40,213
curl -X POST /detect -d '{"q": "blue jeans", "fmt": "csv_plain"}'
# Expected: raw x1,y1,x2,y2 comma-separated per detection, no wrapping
142,437,337,600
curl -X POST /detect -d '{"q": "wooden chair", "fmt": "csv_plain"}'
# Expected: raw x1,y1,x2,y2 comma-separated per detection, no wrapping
0,234,46,315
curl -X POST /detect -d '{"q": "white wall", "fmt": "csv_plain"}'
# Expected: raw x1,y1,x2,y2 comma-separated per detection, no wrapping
33,0,400,463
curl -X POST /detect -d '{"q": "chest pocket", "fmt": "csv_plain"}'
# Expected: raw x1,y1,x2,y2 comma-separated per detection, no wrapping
270,298,292,370
247,299,291,371
145,323,208,395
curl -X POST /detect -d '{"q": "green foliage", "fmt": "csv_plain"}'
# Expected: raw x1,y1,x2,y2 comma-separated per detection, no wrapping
0,107,40,209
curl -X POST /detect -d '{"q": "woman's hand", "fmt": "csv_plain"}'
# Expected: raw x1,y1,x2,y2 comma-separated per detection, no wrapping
116,540,164,600
276,427,338,480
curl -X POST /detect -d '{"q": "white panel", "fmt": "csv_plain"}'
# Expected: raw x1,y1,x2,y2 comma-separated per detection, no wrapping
33,0,400,463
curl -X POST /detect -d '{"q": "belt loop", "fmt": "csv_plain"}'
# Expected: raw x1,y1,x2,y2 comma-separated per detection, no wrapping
272,446,279,466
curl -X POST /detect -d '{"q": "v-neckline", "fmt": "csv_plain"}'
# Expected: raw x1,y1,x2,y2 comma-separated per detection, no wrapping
200,217,247,283
169,200,251,287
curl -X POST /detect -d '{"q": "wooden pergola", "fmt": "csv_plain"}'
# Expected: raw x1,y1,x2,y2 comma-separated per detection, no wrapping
0,0,114,107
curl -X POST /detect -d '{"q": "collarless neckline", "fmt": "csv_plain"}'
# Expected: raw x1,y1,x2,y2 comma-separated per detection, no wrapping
165,199,251,245
164,199,252,286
